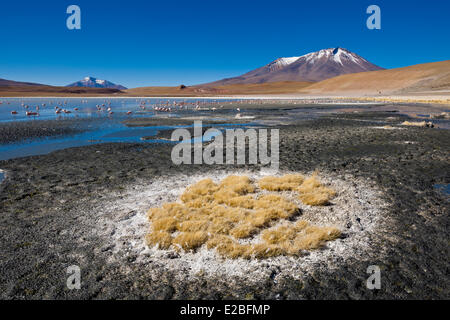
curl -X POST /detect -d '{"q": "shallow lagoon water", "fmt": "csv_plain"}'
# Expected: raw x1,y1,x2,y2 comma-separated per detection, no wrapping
0,119,254,161
1,97,449,161
0,98,250,160
0,97,234,123
0,97,321,160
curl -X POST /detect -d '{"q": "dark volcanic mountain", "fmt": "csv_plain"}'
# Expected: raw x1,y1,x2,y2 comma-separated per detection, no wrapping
205,48,384,86
67,76,127,90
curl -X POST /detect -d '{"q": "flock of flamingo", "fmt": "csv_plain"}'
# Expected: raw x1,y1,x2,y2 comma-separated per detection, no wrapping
1,97,320,120
8,101,76,117
2,98,244,119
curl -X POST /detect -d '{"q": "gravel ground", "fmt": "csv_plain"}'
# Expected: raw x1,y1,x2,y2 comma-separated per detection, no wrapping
0,119,85,144
0,110,449,299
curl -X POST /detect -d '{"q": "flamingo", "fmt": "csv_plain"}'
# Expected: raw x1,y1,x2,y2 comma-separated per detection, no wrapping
11,111,18,115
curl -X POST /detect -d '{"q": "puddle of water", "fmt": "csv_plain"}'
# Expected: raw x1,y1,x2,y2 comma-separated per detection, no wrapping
434,184,450,196
0,170,4,183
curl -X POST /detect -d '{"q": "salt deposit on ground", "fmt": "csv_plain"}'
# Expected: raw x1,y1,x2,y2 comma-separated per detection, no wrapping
86,169,389,283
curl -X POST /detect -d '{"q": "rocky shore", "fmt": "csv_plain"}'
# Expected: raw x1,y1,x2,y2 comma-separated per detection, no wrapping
0,110,448,299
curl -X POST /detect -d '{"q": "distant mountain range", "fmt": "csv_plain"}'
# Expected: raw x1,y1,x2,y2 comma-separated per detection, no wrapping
67,77,127,90
0,78,44,87
0,77,124,97
205,48,384,86
1,48,449,97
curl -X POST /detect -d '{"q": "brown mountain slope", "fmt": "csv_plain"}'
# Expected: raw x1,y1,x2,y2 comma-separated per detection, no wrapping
124,81,313,96
0,78,44,87
124,85,227,96
0,85,123,97
213,81,313,94
300,60,450,95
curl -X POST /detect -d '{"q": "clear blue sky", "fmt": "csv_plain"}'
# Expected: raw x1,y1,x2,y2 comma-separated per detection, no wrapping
0,0,448,88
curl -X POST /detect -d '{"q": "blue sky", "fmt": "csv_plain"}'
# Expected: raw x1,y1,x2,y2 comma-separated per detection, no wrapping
0,0,448,88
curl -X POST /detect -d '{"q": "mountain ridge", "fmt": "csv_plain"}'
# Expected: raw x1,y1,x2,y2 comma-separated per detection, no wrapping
203,48,384,86
67,76,127,90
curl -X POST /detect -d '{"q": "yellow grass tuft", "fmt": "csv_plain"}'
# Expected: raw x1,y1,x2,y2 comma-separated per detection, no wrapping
145,231,173,249
151,217,178,232
258,174,304,191
146,174,340,258
173,231,209,251
297,172,336,206
258,172,335,206
219,175,255,194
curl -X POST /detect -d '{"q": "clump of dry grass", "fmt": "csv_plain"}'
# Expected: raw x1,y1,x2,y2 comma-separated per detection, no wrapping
173,231,208,251
297,173,336,206
260,220,340,254
258,171,336,206
145,231,172,249
258,174,304,191
146,174,340,259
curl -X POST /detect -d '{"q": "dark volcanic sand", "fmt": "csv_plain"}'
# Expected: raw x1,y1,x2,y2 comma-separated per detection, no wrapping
0,111,449,299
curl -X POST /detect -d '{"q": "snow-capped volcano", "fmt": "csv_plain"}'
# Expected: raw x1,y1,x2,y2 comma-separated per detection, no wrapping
205,48,384,85
67,77,127,90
